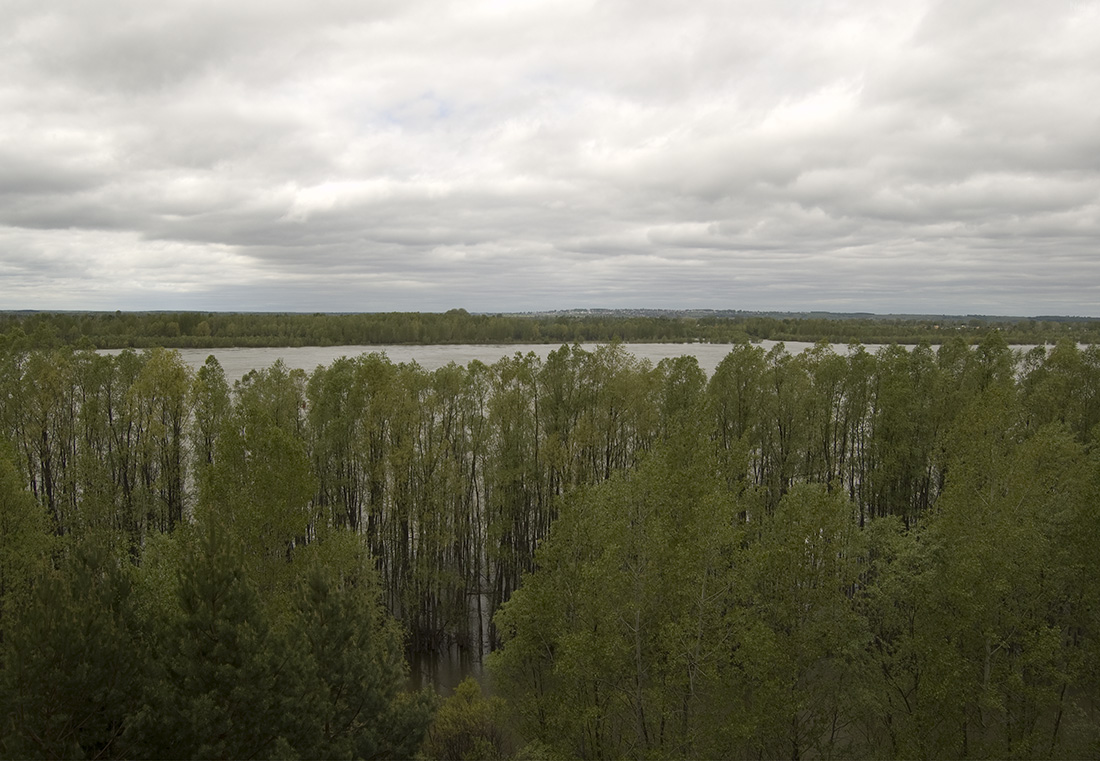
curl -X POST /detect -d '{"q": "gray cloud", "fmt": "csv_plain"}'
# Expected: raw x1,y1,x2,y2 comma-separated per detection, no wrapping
1,0,1098,315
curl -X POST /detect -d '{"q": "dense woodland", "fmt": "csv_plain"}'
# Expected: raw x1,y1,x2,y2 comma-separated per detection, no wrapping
4,309,1100,349
1,332,1099,758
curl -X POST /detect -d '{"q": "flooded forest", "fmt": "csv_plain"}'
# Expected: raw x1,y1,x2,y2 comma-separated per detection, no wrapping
1,330,1099,758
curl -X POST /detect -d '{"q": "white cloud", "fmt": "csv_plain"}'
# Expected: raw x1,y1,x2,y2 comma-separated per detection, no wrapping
0,0,1097,315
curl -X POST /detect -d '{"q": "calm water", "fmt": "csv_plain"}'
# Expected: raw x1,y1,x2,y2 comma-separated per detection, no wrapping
101,339,1060,390
105,341,870,385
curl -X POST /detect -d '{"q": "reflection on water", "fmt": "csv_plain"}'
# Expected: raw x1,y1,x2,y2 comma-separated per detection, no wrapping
407,590,494,695
408,645,486,696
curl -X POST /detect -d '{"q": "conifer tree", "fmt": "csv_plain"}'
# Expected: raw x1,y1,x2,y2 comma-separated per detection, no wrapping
0,538,140,759
125,525,313,759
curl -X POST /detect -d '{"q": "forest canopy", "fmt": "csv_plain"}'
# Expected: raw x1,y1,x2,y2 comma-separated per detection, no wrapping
0,336,1098,758
2,309,1098,350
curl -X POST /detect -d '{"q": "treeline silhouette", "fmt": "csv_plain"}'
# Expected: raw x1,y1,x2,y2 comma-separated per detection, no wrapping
3,308,1098,349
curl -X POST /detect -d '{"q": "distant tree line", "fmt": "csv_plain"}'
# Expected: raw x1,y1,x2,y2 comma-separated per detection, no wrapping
1,335,1099,757
3,309,1098,350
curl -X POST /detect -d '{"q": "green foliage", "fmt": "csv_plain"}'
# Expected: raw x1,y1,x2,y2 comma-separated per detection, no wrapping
491,354,1100,758
491,435,746,758
1,537,141,760
5,310,1099,350
735,485,870,758
120,527,432,760
421,678,509,761
3,331,1100,759
191,354,230,473
124,525,313,759
0,462,430,760
197,360,316,595
291,533,435,760
0,443,52,630
913,422,1091,757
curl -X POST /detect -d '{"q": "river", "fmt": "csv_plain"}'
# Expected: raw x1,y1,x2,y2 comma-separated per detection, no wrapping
103,341,888,385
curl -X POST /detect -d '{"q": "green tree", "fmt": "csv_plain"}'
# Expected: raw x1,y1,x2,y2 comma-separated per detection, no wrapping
291,533,435,759
421,677,509,761
707,341,766,491
485,352,544,641
190,355,230,472
127,348,192,535
1,537,140,759
731,484,869,759
0,444,51,637
125,525,313,759
796,340,849,487
492,434,743,758
198,362,316,594
914,414,1091,758
757,343,810,510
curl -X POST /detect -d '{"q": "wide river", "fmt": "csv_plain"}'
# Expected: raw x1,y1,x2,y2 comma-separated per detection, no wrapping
108,341,889,385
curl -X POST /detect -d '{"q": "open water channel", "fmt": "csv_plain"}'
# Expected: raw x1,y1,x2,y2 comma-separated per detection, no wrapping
108,341,883,385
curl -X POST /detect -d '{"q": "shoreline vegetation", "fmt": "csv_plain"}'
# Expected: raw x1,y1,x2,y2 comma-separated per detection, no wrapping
3,308,1099,350
1,322,1099,757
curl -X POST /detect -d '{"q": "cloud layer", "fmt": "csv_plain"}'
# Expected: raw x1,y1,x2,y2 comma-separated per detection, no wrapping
3,0,1098,315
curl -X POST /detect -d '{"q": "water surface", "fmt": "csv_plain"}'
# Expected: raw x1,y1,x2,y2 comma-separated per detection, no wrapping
104,340,1059,386
105,341,848,385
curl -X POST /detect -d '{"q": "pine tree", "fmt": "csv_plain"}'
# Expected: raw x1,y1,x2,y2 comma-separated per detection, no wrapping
124,525,313,759
0,537,140,759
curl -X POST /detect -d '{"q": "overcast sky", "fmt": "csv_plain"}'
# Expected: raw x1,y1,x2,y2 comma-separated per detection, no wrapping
2,0,1098,316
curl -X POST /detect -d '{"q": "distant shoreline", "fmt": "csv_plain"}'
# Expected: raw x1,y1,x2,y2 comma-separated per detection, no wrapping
3,310,1097,351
